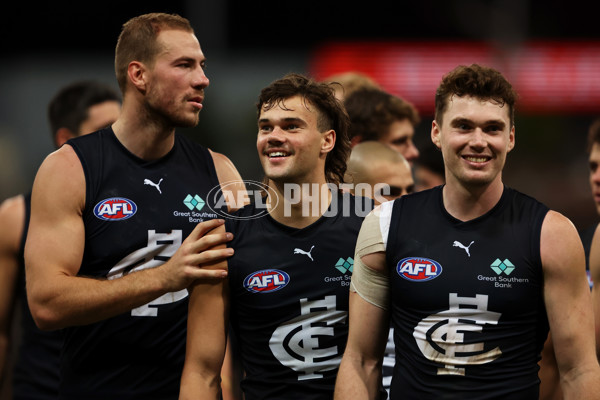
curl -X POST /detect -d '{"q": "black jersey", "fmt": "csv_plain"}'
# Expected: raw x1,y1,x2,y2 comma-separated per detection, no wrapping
60,127,222,399
12,192,62,400
227,192,373,400
385,186,549,399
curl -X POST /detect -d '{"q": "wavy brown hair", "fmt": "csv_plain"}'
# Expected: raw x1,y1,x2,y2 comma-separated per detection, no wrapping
435,64,518,127
344,88,420,142
257,73,351,186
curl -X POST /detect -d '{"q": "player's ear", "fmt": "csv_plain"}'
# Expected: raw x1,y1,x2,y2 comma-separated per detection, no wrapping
507,125,515,153
128,61,148,92
321,129,335,154
431,120,442,150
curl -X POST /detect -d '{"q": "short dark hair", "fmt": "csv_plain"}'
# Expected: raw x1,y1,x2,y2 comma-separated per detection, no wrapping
47,80,121,139
344,88,420,142
587,118,600,153
256,73,350,186
435,64,518,127
115,13,194,93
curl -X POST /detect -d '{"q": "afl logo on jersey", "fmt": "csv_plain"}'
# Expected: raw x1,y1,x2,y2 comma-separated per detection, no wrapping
93,197,137,221
397,257,442,282
244,269,290,293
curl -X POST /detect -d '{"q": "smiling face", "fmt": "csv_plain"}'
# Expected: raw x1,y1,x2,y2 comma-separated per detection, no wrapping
256,95,334,186
431,95,514,191
144,29,209,128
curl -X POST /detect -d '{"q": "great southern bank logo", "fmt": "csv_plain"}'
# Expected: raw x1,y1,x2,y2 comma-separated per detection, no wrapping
183,194,205,211
335,257,353,274
94,197,137,221
490,259,515,275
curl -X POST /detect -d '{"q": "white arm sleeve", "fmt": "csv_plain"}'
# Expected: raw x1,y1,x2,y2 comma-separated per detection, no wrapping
350,201,394,310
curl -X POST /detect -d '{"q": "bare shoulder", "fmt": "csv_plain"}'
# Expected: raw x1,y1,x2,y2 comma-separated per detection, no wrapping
40,144,82,171
0,194,25,250
209,149,246,211
209,150,241,180
208,149,235,168
32,144,85,213
0,194,25,223
541,210,579,242
540,210,585,274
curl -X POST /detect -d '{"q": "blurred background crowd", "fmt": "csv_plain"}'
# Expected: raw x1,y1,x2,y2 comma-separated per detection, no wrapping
1,0,599,230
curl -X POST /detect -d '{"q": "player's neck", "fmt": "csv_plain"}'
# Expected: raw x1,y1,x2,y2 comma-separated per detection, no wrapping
266,179,332,229
112,114,176,161
442,177,504,222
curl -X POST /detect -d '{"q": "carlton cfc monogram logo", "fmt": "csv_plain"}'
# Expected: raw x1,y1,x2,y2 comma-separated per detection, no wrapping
270,295,347,381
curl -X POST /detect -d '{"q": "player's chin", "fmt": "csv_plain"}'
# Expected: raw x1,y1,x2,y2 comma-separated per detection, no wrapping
262,167,291,183
461,172,495,187
176,114,200,128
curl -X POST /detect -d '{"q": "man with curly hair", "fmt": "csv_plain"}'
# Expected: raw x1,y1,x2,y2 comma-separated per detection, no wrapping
335,64,600,399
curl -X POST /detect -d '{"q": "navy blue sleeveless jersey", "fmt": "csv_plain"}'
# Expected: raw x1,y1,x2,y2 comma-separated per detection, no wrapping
61,127,223,399
385,186,549,399
12,192,62,400
226,192,373,400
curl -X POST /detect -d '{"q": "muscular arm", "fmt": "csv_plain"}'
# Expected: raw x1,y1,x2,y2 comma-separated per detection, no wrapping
335,252,390,400
180,151,246,399
179,263,230,400
25,145,233,330
589,223,600,358
0,195,24,381
541,211,600,398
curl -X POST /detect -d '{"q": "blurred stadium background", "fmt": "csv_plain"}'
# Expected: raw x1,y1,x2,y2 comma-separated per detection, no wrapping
1,0,600,232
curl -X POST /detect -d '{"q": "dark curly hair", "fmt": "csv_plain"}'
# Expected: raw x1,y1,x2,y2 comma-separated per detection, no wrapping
435,64,518,127
344,88,420,142
256,73,351,186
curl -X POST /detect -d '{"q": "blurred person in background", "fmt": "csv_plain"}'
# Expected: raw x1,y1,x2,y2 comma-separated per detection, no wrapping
342,86,422,397
24,12,244,400
583,118,600,273
413,143,445,191
586,118,600,360
344,87,421,165
345,141,414,203
0,80,121,400
344,140,414,397
335,64,600,399
322,71,381,102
